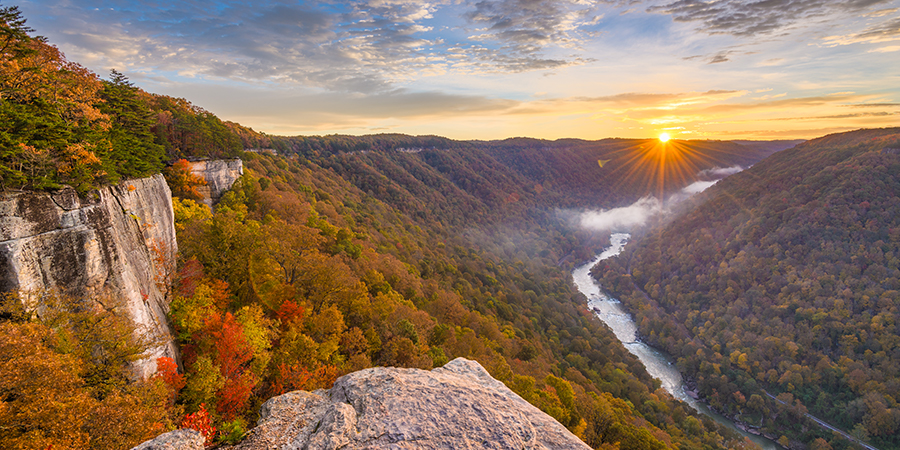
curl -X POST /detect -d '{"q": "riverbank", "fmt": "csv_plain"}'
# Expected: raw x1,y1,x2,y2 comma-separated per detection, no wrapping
680,377,783,445
572,234,780,450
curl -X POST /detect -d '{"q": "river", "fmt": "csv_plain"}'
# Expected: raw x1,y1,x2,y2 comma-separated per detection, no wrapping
573,233,779,450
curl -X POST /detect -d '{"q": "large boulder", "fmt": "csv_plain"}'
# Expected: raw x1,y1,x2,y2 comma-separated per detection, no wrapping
131,358,589,450
132,429,205,450
235,357,589,449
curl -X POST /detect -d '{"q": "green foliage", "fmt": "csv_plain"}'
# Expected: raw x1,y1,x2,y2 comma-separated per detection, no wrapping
218,418,247,444
99,69,165,178
150,95,243,159
0,11,172,193
0,8,247,194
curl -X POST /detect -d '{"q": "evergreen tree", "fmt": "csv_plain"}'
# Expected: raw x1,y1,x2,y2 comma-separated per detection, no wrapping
99,70,165,179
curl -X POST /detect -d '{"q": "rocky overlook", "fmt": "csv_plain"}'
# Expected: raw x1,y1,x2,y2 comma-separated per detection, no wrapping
134,358,591,450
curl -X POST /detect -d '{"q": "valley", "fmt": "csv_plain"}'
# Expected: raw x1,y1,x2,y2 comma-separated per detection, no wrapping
2,6,898,450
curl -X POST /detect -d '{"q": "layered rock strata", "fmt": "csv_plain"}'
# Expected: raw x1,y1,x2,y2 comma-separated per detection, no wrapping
0,174,178,378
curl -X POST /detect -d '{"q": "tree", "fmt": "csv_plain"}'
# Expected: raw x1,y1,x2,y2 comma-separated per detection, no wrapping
165,158,206,200
99,70,165,178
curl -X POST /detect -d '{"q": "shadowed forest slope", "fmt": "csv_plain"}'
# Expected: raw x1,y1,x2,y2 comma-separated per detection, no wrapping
599,127,900,449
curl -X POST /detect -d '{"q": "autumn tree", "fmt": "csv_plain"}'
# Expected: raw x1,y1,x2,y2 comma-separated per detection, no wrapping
164,158,207,200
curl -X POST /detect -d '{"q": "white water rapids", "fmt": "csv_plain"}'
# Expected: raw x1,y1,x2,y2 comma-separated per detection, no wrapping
573,233,778,450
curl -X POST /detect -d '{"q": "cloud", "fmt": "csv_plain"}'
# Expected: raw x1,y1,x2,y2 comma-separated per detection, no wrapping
579,197,662,231
824,17,900,46
698,165,743,178
648,0,896,37
163,82,522,133
458,0,617,71
682,180,717,194
21,0,638,90
869,45,900,52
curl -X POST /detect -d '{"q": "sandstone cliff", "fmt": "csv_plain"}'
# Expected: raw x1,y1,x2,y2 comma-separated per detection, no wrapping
0,174,178,378
188,159,243,208
134,358,591,450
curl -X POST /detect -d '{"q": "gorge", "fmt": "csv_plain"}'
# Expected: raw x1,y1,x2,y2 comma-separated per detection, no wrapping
573,233,779,450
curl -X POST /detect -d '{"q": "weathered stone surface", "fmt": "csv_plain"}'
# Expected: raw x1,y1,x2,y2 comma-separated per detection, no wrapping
232,358,590,450
131,429,204,450
188,159,243,208
0,174,178,378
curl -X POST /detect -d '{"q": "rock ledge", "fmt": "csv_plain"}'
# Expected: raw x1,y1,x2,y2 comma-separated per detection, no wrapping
134,358,589,450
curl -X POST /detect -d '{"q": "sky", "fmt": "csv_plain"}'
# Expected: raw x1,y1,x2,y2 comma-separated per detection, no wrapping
18,0,900,140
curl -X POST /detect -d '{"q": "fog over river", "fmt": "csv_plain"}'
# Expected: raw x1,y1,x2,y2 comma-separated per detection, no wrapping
573,233,779,450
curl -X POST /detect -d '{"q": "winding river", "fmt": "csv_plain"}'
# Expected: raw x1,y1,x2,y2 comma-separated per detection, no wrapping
573,233,778,450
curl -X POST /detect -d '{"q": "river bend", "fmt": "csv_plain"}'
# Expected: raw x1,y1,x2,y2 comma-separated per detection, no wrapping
573,233,777,450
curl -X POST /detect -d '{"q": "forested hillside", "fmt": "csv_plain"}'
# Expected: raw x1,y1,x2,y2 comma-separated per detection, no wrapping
600,128,900,449
0,5,243,195
1,6,796,449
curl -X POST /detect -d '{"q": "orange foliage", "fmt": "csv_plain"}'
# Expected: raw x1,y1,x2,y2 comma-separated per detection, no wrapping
272,363,339,395
165,159,207,200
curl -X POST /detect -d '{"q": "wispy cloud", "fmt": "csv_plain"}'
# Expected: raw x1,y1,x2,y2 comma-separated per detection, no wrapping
682,180,717,193
824,16,900,46
16,0,899,140
648,0,896,37
698,165,743,178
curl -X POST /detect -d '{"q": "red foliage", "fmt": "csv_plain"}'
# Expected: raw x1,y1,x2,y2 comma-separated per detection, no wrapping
155,356,185,395
209,313,253,380
176,258,204,297
275,299,305,327
181,403,216,446
215,375,255,421
199,312,258,421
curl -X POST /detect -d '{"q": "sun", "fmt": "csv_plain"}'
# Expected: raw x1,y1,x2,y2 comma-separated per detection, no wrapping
659,133,671,143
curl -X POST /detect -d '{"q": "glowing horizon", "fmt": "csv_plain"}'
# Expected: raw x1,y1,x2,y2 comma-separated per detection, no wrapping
17,0,900,141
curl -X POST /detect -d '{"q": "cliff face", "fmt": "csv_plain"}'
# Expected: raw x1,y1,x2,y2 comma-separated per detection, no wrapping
134,358,590,450
0,174,178,378
188,159,243,208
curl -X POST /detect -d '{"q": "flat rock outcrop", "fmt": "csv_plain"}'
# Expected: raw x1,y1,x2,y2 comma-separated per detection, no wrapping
188,159,243,207
132,429,204,450
0,174,178,378
134,358,590,450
